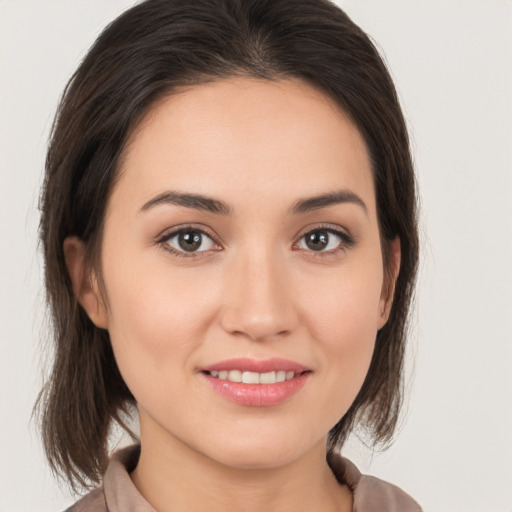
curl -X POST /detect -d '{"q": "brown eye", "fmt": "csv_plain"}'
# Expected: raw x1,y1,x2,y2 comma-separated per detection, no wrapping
304,231,329,251
297,229,348,252
165,229,215,253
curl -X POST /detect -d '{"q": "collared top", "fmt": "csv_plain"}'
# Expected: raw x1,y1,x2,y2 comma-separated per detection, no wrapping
65,445,422,512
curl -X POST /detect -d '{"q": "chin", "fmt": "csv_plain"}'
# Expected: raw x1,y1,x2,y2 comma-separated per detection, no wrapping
211,448,301,471
196,428,322,471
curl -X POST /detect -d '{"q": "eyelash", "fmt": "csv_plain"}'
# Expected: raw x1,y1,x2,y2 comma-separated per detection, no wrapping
294,224,356,257
156,224,220,259
155,224,355,259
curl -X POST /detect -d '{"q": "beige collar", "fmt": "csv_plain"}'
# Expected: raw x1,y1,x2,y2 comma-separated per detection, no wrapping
97,444,421,512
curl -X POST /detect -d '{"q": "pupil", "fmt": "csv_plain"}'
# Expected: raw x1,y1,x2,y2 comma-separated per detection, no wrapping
179,231,202,252
307,231,328,251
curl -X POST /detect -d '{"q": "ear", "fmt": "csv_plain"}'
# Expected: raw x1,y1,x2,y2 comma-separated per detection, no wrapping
377,237,401,329
63,236,108,329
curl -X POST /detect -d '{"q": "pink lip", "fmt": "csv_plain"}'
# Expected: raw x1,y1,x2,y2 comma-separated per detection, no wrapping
201,358,308,373
200,358,311,407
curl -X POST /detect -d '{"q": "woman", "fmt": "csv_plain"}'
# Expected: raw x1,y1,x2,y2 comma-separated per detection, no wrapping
37,0,420,510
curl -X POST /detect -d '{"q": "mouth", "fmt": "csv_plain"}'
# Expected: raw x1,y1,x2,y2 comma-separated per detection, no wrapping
200,358,311,407
204,369,304,384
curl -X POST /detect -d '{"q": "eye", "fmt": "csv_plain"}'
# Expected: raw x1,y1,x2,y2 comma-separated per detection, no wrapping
158,228,218,256
296,228,353,253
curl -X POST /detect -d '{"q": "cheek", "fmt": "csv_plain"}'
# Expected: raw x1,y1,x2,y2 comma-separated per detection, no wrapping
299,257,383,342
297,263,383,408
101,256,220,396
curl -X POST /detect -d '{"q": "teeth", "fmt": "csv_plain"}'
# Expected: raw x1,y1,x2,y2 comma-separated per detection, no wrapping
209,369,297,383
228,370,242,383
242,371,260,384
259,371,276,384
276,370,286,382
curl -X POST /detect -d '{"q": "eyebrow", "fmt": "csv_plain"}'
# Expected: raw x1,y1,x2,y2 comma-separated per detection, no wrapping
290,189,367,215
139,188,367,216
140,191,231,215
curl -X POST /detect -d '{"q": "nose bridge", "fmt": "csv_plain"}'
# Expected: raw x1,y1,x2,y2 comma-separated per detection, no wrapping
220,242,296,341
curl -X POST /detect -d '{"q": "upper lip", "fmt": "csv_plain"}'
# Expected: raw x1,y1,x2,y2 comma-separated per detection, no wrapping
201,358,309,374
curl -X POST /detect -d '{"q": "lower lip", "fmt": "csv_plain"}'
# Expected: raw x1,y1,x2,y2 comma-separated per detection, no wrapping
202,372,310,407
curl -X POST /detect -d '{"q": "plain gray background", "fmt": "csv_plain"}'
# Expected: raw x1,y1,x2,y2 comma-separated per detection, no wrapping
1,1,511,511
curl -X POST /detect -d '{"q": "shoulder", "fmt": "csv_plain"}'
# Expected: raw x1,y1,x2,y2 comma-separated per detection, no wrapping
62,445,151,512
351,473,423,512
63,487,107,512
327,451,423,512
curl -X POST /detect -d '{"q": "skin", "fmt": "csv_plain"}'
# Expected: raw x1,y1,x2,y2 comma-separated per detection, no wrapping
65,77,399,512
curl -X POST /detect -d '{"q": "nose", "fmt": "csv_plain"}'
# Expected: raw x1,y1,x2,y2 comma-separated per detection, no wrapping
219,247,298,342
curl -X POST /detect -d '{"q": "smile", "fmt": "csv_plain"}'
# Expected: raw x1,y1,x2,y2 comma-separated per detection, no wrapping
201,358,311,407
207,370,297,384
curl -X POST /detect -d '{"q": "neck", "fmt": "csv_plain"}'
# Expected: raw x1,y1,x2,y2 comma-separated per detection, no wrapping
130,420,352,512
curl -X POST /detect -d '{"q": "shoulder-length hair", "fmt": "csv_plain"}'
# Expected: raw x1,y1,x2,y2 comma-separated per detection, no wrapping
37,0,418,489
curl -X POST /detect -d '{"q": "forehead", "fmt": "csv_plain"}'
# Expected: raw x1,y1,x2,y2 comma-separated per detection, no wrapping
113,77,376,217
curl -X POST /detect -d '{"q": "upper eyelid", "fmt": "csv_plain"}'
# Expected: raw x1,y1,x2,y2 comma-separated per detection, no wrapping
294,225,356,253
156,224,219,243
155,222,354,250
294,223,352,241
156,226,221,258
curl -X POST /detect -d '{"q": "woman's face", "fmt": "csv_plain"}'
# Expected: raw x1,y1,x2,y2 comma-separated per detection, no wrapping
83,78,394,468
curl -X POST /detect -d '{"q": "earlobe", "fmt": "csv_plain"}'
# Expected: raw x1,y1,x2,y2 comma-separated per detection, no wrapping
378,237,401,329
63,236,108,329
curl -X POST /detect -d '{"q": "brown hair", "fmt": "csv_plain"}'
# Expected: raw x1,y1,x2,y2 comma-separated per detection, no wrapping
37,0,418,489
